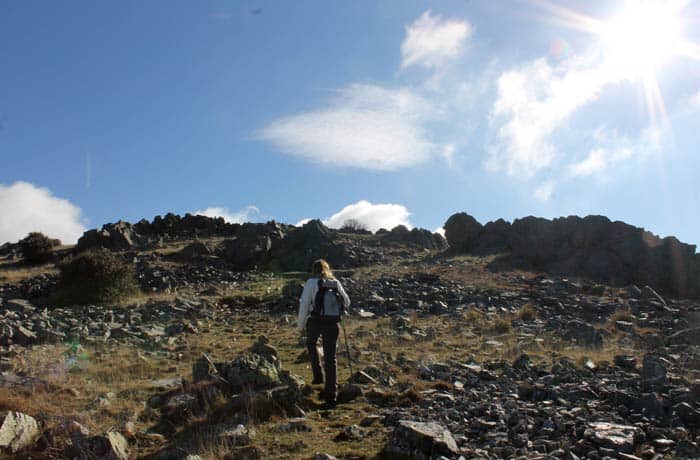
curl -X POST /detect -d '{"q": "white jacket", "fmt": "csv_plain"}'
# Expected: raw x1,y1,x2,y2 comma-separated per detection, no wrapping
297,277,351,331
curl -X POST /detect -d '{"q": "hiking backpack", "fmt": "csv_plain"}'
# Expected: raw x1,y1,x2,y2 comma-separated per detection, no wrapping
311,278,346,320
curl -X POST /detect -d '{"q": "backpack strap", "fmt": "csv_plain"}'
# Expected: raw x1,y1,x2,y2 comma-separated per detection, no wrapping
314,278,325,316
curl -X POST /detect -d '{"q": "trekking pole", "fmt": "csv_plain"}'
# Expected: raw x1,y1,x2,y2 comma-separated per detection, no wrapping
340,318,354,377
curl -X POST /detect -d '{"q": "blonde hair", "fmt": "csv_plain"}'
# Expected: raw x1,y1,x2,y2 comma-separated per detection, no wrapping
311,259,334,279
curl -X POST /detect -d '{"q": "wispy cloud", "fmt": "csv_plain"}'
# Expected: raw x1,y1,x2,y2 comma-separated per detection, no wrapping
533,180,556,201
488,55,615,177
401,10,472,70
567,126,661,179
258,84,441,171
688,90,700,111
0,181,87,244
194,205,262,223
570,148,609,177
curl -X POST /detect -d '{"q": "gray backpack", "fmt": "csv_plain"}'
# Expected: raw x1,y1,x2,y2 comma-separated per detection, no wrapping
311,279,345,320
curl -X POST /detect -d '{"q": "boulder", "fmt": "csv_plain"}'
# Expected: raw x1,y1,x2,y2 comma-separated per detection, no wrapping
383,420,459,459
247,336,281,370
222,353,281,391
172,241,213,261
218,235,272,270
0,411,40,453
76,221,143,252
584,422,641,453
641,354,668,391
74,431,129,460
443,213,482,252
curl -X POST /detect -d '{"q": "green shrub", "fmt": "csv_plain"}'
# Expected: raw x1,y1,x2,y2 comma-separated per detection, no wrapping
19,232,60,264
55,249,139,305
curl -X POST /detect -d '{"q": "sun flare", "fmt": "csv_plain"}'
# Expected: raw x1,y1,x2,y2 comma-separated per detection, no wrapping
603,0,683,78
531,0,698,129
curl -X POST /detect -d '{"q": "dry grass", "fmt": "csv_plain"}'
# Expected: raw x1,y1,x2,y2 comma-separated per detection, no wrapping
517,303,537,321
0,305,644,459
0,259,58,283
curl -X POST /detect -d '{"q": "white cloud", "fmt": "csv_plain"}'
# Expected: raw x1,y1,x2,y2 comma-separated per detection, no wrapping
570,148,608,177
0,181,87,244
488,56,616,177
194,205,261,223
434,226,446,237
258,84,440,171
401,10,472,70
441,144,456,167
690,90,700,110
322,200,412,232
569,127,638,178
533,180,556,201
295,218,311,227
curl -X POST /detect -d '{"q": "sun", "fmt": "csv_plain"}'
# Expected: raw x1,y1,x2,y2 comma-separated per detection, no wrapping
603,0,684,79
529,0,698,128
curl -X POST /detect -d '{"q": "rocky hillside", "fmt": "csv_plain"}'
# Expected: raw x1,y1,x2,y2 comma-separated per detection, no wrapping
444,213,700,299
0,211,699,459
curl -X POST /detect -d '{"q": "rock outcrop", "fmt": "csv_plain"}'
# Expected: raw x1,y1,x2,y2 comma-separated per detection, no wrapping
0,411,40,453
444,212,700,298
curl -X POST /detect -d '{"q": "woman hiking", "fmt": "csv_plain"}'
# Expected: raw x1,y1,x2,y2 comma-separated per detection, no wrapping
298,259,350,406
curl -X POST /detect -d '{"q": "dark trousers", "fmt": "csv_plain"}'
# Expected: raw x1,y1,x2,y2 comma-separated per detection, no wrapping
306,316,340,400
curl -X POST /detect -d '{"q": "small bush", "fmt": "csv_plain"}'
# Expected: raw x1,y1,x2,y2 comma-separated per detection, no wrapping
19,232,60,264
464,307,485,324
339,218,371,234
55,249,139,305
518,303,537,321
491,318,512,334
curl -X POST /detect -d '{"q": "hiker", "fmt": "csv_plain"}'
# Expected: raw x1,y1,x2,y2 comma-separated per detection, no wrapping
298,259,350,405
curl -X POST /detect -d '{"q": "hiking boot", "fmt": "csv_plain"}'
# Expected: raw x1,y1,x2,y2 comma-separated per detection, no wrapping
319,390,336,405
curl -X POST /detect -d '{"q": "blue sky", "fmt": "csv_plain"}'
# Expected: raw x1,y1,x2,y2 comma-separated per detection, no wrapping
1,0,699,247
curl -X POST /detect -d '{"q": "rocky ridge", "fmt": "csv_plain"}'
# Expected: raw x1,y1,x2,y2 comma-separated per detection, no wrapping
444,213,700,299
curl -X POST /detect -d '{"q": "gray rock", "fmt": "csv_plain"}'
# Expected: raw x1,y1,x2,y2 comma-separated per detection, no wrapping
75,431,130,460
668,327,700,346
334,424,365,442
641,354,667,391
584,422,641,453
641,285,666,305
313,454,339,460
217,424,254,447
674,402,700,427
274,418,312,433
384,420,459,459
337,383,362,403
0,411,40,453
223,353,281,391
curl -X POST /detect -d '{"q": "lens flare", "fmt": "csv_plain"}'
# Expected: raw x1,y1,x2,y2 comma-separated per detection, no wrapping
603,0,683,78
